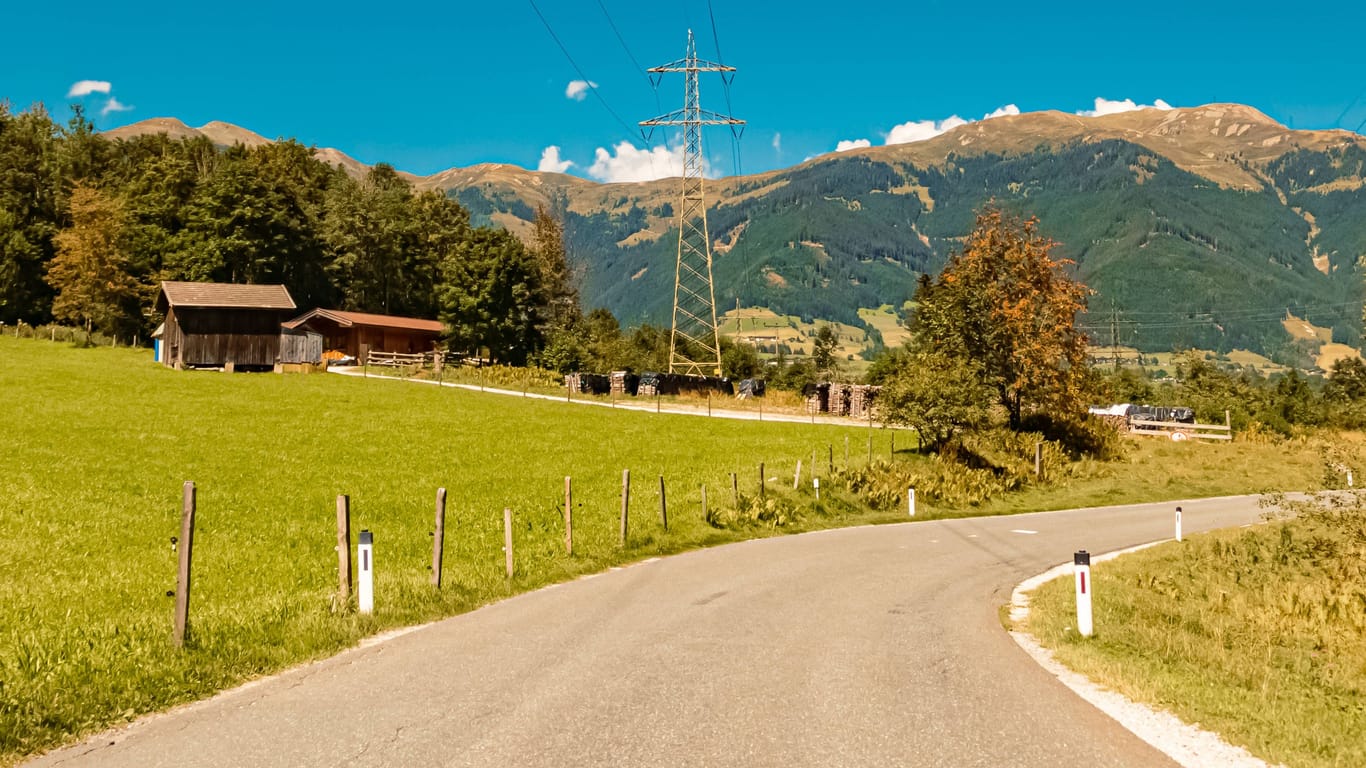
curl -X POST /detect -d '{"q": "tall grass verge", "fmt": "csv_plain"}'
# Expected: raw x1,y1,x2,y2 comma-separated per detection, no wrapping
1024,491,1366,768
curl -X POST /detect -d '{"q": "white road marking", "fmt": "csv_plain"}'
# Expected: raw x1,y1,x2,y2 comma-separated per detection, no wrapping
1011,529,1039,535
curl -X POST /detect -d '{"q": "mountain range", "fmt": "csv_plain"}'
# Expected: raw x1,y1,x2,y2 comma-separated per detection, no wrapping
105,105,1366,366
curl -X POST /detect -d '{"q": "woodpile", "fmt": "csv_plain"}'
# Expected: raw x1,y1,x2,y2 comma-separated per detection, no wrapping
610,371,639,397
849,384,881,419
827,383,852,416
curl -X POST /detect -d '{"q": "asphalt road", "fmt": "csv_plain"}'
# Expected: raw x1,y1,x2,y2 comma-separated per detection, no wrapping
28,496,1267,768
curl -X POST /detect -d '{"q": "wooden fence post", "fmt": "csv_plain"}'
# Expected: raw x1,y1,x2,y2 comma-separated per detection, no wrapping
1034,442,1043,480
793,460,802,490
701,485,708,519
758,462,766,501
890,431,895,458
620,470,631,546
336,495,352,608
564,476,574,555
174,481,196,648
828,444,834,475
658,475,668,531
731,472,739,506
503,507,514,578
432,488,446,588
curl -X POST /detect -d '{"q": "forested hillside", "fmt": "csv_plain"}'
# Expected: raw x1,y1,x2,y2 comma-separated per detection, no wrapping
447,106,1366,364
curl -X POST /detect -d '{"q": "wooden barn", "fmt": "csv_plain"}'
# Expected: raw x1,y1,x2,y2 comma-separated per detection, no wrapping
155,281,298,370
282,309,444,359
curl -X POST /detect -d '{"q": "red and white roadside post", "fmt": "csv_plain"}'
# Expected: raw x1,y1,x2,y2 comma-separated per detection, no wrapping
1175,506,1183,543
1074,550,1093,638
358,530,374,614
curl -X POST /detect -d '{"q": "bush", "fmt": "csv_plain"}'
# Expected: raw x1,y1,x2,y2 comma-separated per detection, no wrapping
705,493,803,529
1018,413,1126,460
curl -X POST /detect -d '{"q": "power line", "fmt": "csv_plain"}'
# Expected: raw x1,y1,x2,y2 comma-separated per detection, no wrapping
596,0,658,107
706,0,743,177
527,0,646,147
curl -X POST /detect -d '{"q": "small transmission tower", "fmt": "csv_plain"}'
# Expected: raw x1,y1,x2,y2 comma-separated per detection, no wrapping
641,30,744,376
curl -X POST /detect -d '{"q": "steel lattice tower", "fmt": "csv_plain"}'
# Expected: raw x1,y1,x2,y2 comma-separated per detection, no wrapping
641,30,744,377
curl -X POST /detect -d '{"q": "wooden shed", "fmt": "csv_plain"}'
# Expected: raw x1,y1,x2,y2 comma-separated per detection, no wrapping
282,309,444,359
155,281,297,370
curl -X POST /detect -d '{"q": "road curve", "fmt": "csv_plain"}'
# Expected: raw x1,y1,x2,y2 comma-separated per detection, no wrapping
27,496,1266,768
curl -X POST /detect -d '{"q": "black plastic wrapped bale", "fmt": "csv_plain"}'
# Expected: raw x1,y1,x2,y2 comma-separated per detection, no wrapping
638,371,662,398
803,382,831,414
584,373,611,394
738,378,766,398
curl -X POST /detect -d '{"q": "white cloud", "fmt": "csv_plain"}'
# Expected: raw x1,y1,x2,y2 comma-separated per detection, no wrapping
834,104,1021,154
587,141,689,183
772,132,782,153
565,80,597,101
100,97,133,117
1078,97,1173,117
537,145,574,174
67,80,112,98
885,115,969,145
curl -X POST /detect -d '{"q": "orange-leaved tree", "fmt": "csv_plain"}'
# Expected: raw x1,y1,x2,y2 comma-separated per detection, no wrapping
910,208,1090,429
46,182,138,342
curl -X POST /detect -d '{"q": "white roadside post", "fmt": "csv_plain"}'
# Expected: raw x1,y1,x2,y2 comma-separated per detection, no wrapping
358,530,374,614
1074,550,1093,638
1175,506,1183,543
907,488,916,518
813,477,820,501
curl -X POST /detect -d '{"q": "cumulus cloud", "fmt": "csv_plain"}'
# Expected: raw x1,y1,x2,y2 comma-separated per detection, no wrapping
565,80,597,101
835,138,872,152
1078,97,1173,117
886,115,969,145
100,97,133,117
587,141,688,183
537,145,574,174
828,104,1022,155
67,80,112,98
772,132,782,153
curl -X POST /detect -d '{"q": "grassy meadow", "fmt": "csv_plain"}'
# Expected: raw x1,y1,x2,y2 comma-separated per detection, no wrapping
1024,493,1366,768
0,333,1348,764
0,335,901,763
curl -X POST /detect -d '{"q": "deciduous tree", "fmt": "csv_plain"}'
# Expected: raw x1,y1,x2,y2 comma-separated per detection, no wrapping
910,208,1090,428
47,183,137,340
880,351,991,451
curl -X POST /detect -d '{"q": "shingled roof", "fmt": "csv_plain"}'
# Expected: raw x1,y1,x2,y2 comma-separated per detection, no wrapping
284,308,444,334
156,281,296,311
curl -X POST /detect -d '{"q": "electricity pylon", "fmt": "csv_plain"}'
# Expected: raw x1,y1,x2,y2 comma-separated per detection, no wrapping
641,30,744,377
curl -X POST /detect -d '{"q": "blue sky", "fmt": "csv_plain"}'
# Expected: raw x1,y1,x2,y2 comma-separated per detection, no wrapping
4,1,1363,181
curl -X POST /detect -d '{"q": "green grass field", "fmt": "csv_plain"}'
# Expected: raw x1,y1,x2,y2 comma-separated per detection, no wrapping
1024,493,1366,767
0,336,904,763
0,334,1347,765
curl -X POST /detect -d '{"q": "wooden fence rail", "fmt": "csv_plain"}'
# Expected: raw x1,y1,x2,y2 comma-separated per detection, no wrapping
1129,419,1232,441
